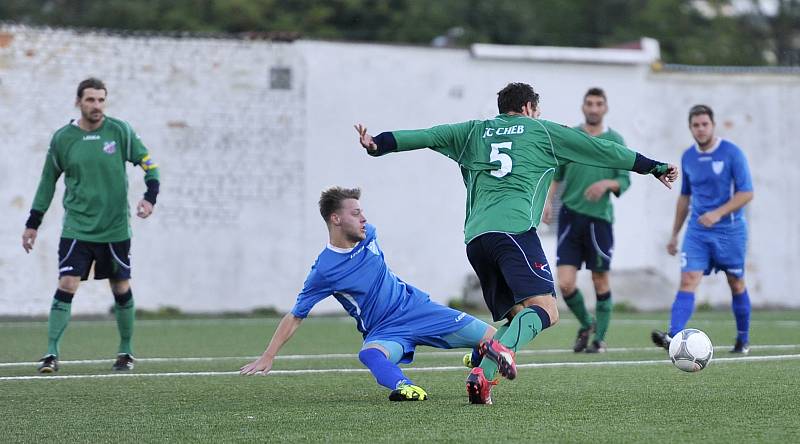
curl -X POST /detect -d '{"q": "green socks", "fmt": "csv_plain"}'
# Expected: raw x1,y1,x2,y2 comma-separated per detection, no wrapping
47,290,74,357
564,289,593,330
595,293,612,342
113,290,135,355
493,324,509,340
480,307,548,380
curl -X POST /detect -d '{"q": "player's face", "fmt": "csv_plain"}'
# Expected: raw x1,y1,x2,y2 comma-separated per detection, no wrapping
76,88,107,124
582,95,607,125
334,198,367,243
689,114,715,147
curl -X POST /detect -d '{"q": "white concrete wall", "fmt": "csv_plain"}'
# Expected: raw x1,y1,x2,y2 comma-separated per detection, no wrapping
1,26,797,316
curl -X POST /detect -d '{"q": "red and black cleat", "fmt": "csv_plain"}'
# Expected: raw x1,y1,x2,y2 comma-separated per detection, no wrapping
479,339,517,380
466,367,497,405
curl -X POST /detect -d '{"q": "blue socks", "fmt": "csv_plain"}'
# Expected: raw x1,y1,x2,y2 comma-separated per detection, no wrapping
732,289,751,343
358,348,410,390
669,291,695,337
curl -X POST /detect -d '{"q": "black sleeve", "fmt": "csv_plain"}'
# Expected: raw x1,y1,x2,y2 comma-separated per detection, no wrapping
143,179,160,205
632,153,667,176
367,132,398,157
25,209,44,230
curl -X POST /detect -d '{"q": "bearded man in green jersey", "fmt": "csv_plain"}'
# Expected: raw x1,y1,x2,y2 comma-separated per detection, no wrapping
542,87,629,354
22,78,160,373
355,82,677,404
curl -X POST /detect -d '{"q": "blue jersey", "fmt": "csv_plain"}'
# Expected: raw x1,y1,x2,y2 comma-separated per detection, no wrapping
680,138,753,229
291,224,469,341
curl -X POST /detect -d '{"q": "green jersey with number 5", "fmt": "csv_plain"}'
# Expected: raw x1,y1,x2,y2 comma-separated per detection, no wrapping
387,114,638,243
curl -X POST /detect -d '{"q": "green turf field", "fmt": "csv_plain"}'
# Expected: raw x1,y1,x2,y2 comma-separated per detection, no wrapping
2,311,799,442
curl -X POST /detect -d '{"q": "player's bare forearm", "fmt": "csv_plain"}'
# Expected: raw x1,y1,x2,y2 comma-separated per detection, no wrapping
546,180,560,205
263,313,303,358
713,191,754,218
672,195,690,236
240,313,303,375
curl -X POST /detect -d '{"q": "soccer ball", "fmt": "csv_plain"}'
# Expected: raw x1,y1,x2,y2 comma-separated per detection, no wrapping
668,329,713,372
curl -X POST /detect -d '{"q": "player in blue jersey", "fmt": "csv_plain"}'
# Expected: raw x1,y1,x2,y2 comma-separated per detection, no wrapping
240,187,512,402
652,105,754,354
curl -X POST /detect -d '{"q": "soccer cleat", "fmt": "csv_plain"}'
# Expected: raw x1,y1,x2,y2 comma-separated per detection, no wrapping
37,354,59,374
651,330,672,350
585,340,607,353
111,353,135,371
466,367,497,405
389,383,428,401
730,339,750,354
573,325,594,353
479,340,517,380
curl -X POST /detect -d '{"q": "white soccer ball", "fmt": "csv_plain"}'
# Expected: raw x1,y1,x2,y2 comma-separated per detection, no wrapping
668,328,713,372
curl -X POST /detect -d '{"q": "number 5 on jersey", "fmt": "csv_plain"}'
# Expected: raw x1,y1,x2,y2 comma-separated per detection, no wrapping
489,142,513,178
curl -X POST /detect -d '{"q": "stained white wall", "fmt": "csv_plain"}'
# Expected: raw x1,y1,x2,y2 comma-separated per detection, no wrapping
1,26,797,316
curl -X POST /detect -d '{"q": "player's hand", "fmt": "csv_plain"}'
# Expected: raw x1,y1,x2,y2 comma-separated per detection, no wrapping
354,123,377,152
666,235,679,256
584,180,609,202
698,210,721,227
542,202,553,225
22,228,37,253
136,199,154,219
240,354,274,376
657,164,679,189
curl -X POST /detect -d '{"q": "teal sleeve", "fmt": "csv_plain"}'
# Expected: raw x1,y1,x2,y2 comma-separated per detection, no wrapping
613,169,631,197
542,120,637,170
31,147,63,214
392,120,477,162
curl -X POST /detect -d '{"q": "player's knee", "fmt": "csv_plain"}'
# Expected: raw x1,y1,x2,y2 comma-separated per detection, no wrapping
58,276,80,293
547,305,560,326
679,272,701,291
591,272,609,292
110,279,131,296
559,284,577,298
727,276,746,294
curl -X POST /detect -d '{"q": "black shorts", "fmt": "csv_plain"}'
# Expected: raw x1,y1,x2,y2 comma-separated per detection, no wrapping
466,229,555,322
58,238,131,281
556,206,613,272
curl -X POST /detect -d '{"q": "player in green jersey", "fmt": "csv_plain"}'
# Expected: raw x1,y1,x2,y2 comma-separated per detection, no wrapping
542,88,629,354
22,78,160,373
355,82,677,404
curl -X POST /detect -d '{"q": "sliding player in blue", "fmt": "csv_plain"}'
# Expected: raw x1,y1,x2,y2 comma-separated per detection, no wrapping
240,187,506,401
652,105,755,354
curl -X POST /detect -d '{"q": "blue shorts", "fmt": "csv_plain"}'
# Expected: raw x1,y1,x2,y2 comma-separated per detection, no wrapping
466,228,556,322
681,222,747,278
556,206,613,272
362,307,489,364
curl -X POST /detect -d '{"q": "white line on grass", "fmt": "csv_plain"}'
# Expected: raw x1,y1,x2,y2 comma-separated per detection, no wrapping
1,353,799,381
2,344,798,368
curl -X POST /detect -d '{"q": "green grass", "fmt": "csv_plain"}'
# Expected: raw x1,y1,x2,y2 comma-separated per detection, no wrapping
2,311,799,442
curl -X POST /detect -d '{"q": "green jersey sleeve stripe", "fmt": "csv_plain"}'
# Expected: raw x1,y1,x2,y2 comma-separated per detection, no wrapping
532,119,559,167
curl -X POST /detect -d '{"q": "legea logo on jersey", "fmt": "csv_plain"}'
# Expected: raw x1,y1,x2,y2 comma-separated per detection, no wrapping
103,141,116,154
83,134,100,141
712,161,724,175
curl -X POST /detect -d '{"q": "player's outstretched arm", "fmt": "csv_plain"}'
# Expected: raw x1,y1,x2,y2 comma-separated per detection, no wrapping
240,313,303,376
542,180,560,225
